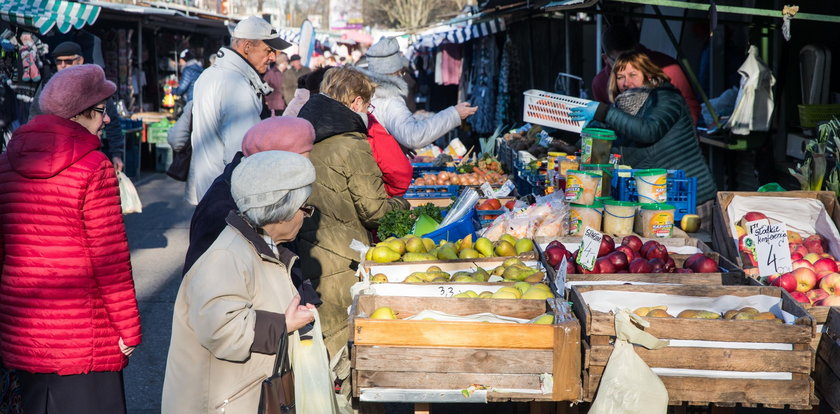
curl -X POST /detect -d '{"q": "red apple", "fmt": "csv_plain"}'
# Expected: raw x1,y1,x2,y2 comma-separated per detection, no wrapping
792,267,818,293
596,257,616,274
640,240,659,258
789,242,802,254
792,259,816,271
598,234,615,257
645,244,668,261
803,253,822,264
819,272,840,295
791,252,803,261
648,258,665,273
817,270,835,283
775,273,797,293
565,258,577,275
615,245,636,261
692,257,719,273
664,257,676,273
816,295,840,306
806,288,830,304
804,234,826,255
743,211,768,222
606,251,629,271
547,240,564,250
793,245,809,258
544,245,568,268
684,253,706,270
814,257,837,273
766,273,782,285
504,200,516,211
628,258,653,273
620,235,643,252
790,291,811,304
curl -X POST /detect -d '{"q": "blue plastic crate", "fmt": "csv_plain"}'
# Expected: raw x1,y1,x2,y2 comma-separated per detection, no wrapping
476,208,506,227
412,163,456,178
119,118,143,131
514,175,534,197
405,185,459,198
499,141,514,172
424,210,478,243
610,169,696,221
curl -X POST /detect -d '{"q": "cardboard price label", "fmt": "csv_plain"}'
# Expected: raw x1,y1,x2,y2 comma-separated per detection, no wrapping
554,257,567,297
480,182,495,198
576,226,602,271
494,180,515,197
746,220,792,276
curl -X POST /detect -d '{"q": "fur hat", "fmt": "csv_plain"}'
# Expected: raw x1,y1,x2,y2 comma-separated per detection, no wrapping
231,151,316,212
39,64,116,119
241,117,316,156
365,37,408,75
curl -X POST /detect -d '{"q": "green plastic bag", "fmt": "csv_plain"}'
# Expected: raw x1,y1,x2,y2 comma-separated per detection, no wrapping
412,214,440,237
757,183,785,192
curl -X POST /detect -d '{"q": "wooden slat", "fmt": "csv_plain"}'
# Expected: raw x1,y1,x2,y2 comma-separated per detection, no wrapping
802,305,831,324
354,319,557,348
814,354,840,411
574,283,783,298
588,345,811,373
565,272,744,285
551,321,581,401
356,371,542,390
658,377,814,406
588,312,813,343
353,346,553,373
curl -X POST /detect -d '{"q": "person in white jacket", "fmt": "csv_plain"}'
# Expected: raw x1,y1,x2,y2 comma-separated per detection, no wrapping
362,37,478,150
186,16,291,205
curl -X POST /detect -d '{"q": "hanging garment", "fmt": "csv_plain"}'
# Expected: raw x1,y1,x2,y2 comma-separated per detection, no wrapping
726,45,776,135
467,36,498,134
440,44,462,86
434,48,444,85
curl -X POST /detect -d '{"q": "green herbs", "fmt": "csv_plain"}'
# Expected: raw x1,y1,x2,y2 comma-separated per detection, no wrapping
377,203,444,240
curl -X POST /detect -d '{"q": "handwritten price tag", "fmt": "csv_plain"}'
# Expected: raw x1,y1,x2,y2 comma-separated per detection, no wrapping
494,180,515,197
747,221,792,276
480,182,496,198
554,257,568,296
577,226,602,271
437,285,457,297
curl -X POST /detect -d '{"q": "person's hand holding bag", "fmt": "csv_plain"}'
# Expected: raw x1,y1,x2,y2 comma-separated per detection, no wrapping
285,295,316,332
569,101,601,127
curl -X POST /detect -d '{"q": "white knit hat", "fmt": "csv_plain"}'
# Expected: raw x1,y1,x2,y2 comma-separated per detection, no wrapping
231,151,315,212
365,37,409,75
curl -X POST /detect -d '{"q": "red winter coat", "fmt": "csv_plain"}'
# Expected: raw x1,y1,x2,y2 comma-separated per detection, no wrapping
0,115,142,375
367,113,413,197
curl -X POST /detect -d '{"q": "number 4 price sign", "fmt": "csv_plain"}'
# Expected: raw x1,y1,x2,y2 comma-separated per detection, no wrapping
746,220,793,277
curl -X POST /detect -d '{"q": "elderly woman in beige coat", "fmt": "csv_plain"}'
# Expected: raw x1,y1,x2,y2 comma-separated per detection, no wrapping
162,150,317,414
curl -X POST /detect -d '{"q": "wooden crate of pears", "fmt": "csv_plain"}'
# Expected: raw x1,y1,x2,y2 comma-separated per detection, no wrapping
569,284,817,409
349,294,582,402
365,234,538,265
363,256,545,285
814,307,840,412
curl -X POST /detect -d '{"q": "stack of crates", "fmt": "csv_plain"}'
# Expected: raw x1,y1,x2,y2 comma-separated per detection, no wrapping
145,119,174,172
610,169,697,221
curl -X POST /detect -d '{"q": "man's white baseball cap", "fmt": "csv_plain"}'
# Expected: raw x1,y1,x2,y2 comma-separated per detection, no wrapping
232,16,292,50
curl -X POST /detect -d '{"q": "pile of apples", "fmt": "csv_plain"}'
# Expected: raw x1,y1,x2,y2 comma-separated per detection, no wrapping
543,235,720,275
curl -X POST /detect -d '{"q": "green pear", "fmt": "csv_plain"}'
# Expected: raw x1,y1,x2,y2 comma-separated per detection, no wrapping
478,291,494,298
499,234,517,247
472,267,490,282
522,286,555,300
502,257,524,268
421,238,436,252
452,292,472,298
431,277,450,282
427,265,443,272
423,272,451,282
384,239,406,255
492,265,506,276
474,237,494,257
494,240,516,257
514,238,535,255
458,248,480,259
403,252,437,262
491,290,519,299
370,273,389,283
532,313,555,324
371,246,401,263
451,275,476,283
514,281,532,295
370,306,397,319
437,245,459,260
451,271,473,280
405,237,427,254
403,274,423,283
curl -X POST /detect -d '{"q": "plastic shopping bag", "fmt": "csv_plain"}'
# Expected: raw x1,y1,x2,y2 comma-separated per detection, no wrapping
117,171,142,214
291,310,351,414
589,309,669,414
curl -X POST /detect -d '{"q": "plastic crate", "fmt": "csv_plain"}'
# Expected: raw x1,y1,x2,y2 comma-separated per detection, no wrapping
476,208,506,227
146,120,173,144
424,210,478,243
514,175,534,197
405,185,459,198
499,140,515,172
798,104,840,128
522,89,592,133
119,118,143,131
155,144,173,172
412,163,455,178
610,169,696,221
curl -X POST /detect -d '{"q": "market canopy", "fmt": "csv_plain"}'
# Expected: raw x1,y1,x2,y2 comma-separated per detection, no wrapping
414,17,506,48
0,0,101,35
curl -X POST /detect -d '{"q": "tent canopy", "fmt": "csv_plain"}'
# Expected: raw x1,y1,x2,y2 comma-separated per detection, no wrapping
0,0,100,35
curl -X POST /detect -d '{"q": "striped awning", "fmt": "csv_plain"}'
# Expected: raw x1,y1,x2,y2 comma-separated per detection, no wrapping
415,18,506,48
1,0,101,35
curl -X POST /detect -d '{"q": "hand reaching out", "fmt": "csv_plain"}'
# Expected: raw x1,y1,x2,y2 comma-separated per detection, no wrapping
284,295,316,333
454,102,478,120
569,102,600,126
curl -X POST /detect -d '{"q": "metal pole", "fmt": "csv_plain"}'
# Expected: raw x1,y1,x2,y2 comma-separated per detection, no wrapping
564,12,570,76
137,20,143,111
595,12,602,74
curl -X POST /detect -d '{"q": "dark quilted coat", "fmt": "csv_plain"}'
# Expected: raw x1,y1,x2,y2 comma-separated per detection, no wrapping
0,114,142,375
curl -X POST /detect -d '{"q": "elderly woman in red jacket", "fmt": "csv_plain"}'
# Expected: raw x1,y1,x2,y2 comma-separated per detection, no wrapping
0,64,142,414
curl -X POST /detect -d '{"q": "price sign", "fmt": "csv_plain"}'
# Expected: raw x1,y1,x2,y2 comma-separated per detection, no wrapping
480,182,496,198
554,257,568,297
745,219,770,236
747,221,792,276
494,180,515,197
437,285,456,297
576,226,602,271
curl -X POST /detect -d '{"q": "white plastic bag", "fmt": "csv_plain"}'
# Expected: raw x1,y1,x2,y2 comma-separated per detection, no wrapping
292,309,352,414
117,171,142,214
589,309,669,414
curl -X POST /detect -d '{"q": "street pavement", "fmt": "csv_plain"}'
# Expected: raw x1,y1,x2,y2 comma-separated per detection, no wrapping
122,172,194,414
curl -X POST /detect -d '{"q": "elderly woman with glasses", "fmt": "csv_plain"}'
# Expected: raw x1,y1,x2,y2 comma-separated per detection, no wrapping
0,64,141,414
163,150,317,414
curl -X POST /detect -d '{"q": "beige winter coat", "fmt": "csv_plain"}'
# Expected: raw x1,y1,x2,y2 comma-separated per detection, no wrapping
162,213,298,414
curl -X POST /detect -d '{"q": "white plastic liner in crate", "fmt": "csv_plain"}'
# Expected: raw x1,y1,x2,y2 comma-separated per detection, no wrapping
523,89,591,133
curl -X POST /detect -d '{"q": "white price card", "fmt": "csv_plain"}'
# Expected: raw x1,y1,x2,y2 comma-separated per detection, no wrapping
480,182,496,199
554,257,567,296
745,218,770,236
747,220,792,276
494,180,515,198
576,226,602,271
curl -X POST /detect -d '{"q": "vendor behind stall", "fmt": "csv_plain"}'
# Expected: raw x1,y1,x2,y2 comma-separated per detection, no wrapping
571,51,716,229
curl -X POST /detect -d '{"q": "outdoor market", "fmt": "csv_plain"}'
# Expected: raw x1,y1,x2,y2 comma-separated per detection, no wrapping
1,0,840,413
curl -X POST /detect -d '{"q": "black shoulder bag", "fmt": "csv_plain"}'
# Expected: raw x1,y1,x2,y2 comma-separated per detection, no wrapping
258,332,295,414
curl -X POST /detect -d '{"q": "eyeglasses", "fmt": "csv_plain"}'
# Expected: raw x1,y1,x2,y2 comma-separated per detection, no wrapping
367,103,375,113
90,106,106,115
56,56,80,65
299,205,315,218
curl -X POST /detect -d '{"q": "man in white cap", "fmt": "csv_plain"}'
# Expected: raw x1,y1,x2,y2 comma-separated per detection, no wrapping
362,36,478,149
187,16,291,205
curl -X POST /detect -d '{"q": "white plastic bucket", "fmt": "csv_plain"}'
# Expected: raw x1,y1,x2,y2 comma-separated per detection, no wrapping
634,169,668,203
602,200,637,236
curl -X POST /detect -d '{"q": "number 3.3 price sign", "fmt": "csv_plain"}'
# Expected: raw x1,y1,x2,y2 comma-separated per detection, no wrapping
745,220,792,276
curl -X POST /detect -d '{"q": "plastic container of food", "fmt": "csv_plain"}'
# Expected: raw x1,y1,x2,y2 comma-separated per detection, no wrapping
565,170,602,205
634,168,668,203
581,163,614,198
558,156,579,176
580,128,616,164
602,200,638,236
569,201,604,236
637,203,675,238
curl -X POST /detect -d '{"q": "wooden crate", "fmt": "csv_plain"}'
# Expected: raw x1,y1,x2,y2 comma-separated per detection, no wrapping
350,295,581,403
712,191,840,268
569,284,817,409
814,307,840,412
407,197,515,208
540,237,745,290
